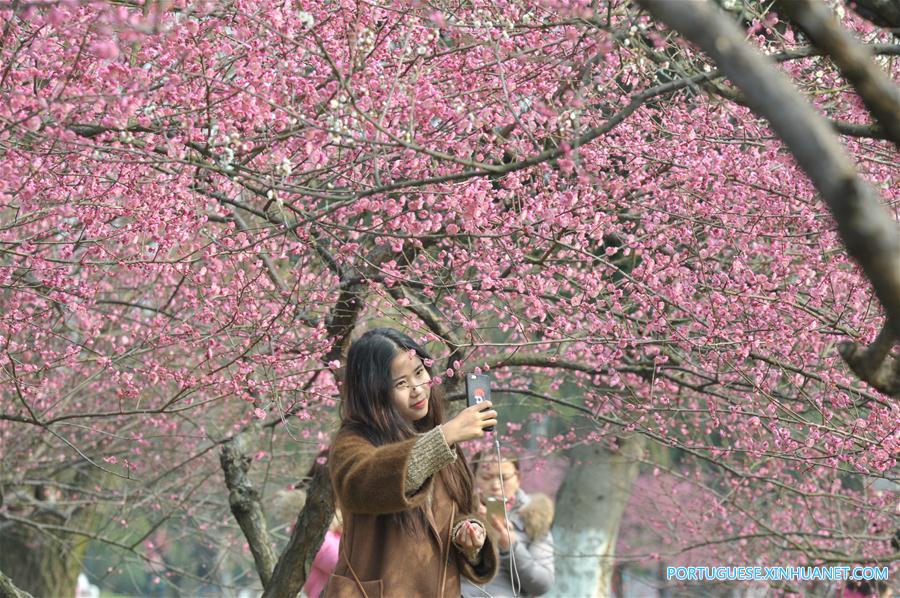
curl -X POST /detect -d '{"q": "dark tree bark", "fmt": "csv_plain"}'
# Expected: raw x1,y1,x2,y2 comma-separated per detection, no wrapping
839,322,900,397
845,0,900,30
262,463,335,598
0,468,104,598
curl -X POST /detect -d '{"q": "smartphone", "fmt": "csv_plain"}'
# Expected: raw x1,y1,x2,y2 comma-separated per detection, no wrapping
485,496,505,520
466,373,493,432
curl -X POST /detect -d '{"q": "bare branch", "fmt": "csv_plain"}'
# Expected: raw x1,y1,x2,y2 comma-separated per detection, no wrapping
488,352,599,374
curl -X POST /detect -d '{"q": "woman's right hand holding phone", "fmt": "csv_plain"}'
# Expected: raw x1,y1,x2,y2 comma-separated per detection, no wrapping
442,402,497,445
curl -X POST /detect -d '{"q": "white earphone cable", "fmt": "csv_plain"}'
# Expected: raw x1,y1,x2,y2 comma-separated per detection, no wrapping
494,436,521,597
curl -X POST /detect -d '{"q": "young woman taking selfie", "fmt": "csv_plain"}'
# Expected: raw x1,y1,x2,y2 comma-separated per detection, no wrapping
325,328,500,597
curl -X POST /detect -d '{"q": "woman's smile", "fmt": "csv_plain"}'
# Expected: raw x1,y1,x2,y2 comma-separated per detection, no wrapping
390,351,432,422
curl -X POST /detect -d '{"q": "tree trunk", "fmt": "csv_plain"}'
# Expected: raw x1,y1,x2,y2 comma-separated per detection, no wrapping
262,464,335,598
0,472,105,598
0,516,88,597
553,434,645,598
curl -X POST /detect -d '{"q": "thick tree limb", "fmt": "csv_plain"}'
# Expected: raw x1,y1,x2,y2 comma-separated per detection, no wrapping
839,321,900,397
846,0,900,30
830,119,887,139
636,0,900,344
220,435,277,589
323,282,365,364
780,0,900,150
323,243,411,363
262,462,335,598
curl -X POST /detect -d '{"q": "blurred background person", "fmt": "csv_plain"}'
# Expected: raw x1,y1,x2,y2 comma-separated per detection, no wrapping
462,451,555,597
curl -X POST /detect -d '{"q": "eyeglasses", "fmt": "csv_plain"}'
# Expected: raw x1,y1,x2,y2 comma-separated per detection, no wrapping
477,471,518,484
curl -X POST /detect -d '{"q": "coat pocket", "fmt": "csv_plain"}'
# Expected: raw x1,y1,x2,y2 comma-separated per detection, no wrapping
325,573,383,598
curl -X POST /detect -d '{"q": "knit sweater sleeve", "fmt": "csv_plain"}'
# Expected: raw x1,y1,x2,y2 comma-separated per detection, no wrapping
404,426,457,496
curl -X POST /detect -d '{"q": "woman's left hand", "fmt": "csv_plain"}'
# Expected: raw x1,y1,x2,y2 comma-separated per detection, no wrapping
454,520,486,557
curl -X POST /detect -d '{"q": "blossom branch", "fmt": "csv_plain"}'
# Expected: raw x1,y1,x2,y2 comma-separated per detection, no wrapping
636,0,900,349
387,284,464,385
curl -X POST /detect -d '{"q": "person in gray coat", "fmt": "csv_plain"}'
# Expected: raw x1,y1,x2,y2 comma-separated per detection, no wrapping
461,452,555,597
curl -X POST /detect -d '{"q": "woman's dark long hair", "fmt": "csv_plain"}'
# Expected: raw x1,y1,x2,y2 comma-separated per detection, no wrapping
339,328,474,532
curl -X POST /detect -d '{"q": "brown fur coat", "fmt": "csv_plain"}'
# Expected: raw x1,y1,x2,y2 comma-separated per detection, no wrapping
326,430,498,597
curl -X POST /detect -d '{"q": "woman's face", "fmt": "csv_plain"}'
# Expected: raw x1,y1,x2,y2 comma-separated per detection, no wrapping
475,459,520,501
389,350,431,423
